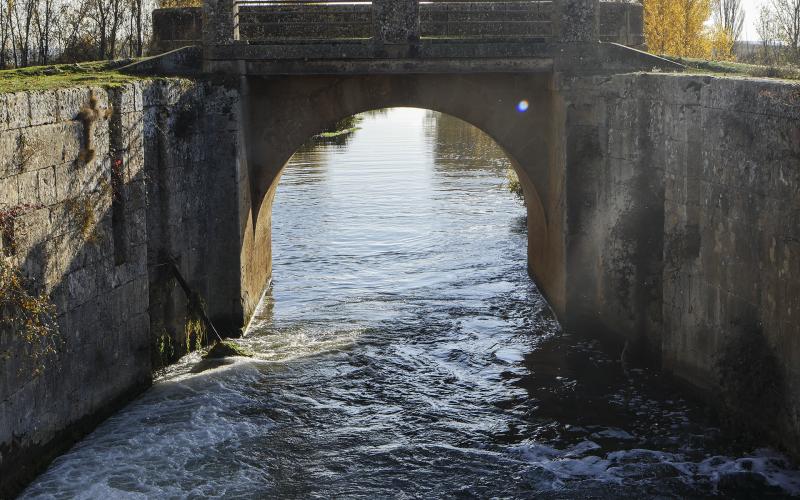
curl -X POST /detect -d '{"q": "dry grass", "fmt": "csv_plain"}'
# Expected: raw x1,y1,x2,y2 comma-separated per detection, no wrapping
665,57,800,81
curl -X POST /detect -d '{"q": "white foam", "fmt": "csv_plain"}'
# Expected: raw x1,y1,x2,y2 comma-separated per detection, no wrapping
21,362,274,499
510,441,800,496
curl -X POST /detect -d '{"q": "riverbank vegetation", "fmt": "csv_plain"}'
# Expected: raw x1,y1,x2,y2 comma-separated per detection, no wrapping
315,115,364,139
506,169,524,203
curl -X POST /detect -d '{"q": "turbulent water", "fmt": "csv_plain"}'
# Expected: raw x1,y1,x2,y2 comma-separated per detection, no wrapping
23,109,800,499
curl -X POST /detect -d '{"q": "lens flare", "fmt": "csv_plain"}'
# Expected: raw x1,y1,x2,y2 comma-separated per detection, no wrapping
517,100,530,113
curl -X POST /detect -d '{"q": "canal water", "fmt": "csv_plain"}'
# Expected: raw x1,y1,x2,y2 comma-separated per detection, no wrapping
23,109,800,498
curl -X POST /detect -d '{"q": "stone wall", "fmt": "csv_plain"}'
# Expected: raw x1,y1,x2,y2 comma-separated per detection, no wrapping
1,67,798,494
598,1,644,47
655,75,800,450
153,1,644,52
0,79,241,496
559,72,800,457
151,7,203,55
142,80,243,348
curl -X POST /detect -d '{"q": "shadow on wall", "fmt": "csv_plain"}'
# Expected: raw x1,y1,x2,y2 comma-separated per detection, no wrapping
716,318,787,447
0,81,240,497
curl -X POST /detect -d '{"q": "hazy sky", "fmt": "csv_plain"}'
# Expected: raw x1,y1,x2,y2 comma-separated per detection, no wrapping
740,0,767,41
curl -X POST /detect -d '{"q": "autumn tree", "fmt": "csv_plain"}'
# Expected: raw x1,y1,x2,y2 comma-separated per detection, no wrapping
644,0,713,58
709,25,736,60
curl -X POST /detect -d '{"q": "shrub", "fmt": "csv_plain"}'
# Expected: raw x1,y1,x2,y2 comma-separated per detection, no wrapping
0,258,60,374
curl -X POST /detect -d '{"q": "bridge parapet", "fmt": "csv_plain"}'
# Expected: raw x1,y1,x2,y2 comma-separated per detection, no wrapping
195,0,648,70
204,0,607,46
141,0,667,75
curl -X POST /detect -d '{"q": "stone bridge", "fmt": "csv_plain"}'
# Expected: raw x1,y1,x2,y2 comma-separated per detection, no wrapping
2,0,799,494
147,0,799,462
144,0,681,332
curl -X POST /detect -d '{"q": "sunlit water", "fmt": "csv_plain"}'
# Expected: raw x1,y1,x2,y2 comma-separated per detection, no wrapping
23,109,800,499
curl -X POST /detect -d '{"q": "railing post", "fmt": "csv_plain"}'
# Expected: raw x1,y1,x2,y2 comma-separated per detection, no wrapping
372,0,420,45
554,0,598,42
203,0,237,49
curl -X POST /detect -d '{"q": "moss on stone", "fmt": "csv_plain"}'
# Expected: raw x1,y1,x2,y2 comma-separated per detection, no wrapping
0,61,145,94
506,168,524,203
664,57,800,81
315,127,360,139
203,340,254,359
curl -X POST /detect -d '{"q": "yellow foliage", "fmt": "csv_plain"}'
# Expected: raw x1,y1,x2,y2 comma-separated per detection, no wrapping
709,25,736,61
645,0,713,58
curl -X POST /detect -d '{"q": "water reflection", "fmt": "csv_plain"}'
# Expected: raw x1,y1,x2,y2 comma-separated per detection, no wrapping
427,111,513,175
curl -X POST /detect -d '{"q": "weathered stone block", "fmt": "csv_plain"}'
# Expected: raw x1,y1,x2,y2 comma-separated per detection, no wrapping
28,91,59,127
58,128,83,168
5,92,30,130
119,82,144,112
0,94,8,132
0,174,19,209
110,281,134,327
66,267,98,306
54,163,81,201
38,166,58,206
0,129,22,177
557,0,598,42
15,206,51,250
18,125,68,172
16,169,40,205
56,87,92,122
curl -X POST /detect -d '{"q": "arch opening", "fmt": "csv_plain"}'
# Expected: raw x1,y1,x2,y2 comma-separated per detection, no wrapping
239,74,566,321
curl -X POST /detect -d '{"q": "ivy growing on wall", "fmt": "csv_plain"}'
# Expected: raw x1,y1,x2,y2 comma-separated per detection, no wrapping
0,258,60,374
0,204,61,373
65,196,101,244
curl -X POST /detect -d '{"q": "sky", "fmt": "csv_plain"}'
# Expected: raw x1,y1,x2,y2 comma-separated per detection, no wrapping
740,0,767,41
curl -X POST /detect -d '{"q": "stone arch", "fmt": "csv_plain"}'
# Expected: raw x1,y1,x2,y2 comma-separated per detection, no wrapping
239,73,566,321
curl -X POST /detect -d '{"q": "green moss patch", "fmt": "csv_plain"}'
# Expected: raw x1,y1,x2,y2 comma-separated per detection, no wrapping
0,61,145,94
203,340,255,359
315,127,361,139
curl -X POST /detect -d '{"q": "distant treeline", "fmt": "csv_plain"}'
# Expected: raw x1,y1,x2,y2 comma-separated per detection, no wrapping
0,0,199,69
4,0,799,70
